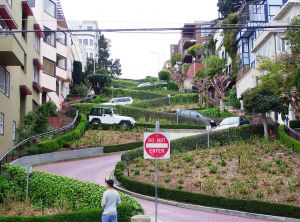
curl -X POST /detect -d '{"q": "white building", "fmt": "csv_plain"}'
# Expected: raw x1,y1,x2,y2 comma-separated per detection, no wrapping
29,0,72,109
68,20,99,69
236,0,300,121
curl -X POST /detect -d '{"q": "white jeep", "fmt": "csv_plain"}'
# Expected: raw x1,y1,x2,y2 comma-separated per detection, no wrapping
88,107,136,126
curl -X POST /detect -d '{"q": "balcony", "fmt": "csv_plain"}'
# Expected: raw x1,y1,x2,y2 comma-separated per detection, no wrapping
0,35,24,66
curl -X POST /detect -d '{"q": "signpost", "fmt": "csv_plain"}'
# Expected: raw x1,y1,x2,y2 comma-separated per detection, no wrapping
206,125,212,148
144,121,170,222
25,165,32,201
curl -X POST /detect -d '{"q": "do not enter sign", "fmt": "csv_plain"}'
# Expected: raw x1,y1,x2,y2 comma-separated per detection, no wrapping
144,133,170,159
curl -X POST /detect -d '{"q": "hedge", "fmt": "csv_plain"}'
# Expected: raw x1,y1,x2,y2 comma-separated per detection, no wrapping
73,104,205,125
278,125,300,154
130,93,199,109
28,114,87,155
0,207,132,222
3,164,142,215
289,120,300,129
104,142,143,153
111,79,139,89
114,162,300,219
104,88,165,100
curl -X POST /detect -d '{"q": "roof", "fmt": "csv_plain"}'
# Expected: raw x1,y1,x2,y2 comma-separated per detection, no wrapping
185,63,204,80
274,0,300,20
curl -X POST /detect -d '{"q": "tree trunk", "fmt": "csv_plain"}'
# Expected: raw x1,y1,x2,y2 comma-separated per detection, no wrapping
179,85,185,93
199,93,203,107
220,98,225,112
262,113,269,139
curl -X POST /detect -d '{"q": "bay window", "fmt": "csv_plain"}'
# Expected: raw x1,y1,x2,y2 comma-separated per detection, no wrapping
44,0,56,17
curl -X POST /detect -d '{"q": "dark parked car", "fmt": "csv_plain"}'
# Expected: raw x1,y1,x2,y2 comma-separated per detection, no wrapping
176,109,217,127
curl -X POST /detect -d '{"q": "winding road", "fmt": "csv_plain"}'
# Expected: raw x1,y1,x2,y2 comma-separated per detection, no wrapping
35,131,272,222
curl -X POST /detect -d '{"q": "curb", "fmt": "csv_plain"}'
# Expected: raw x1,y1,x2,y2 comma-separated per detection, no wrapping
112,182,300,222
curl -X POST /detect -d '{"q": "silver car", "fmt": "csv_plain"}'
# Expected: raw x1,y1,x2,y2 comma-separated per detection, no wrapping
176,109,217,126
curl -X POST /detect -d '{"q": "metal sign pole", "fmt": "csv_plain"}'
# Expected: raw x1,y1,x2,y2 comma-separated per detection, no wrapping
25,165,32,202
155,121,159,222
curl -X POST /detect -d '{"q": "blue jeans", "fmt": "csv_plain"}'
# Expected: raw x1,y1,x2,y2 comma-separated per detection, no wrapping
102,214,118,222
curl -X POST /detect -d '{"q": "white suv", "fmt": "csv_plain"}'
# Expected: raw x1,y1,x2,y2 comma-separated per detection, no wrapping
88,107,136,126
102,97,133,105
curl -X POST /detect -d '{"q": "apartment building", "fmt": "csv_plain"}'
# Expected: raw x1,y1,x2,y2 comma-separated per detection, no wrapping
29,0,72,109
68,20,99,69
0,0,42,157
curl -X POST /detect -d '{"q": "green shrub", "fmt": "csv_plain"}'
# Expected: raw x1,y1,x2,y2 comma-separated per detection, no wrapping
3,164,142,215
111,79,139,89
103,142,143,153
198,108,235,119
90,95,102,104
104,88,165,100
28,114,87,155
289,120,300,129
69,84,89,98
114,162,300,219
209,164,218,174
167,82,179,91
278,125,300,154
0,207,132,222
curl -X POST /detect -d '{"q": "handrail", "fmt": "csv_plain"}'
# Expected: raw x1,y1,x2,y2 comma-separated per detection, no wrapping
0,96,95,163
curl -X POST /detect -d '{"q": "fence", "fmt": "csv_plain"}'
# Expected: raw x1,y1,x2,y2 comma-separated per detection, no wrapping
0,96,94,173
285,125,300,141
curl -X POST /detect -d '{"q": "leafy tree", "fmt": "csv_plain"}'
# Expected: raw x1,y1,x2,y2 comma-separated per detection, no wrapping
169,63,189,93
244,86,284,138
204,55,227,77
109,58,122,78
158,70,171,82
171,53,182,67
97,34,111,69
285,15,300,57
187,44,203,57
217,0,252,18
88,70,111,94
72,61,84,85
85,58,95,76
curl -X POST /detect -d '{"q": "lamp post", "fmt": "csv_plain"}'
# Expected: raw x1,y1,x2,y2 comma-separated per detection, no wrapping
111,86,114,98
205,49,209,109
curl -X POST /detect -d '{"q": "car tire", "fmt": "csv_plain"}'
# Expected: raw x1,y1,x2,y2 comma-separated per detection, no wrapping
120,121,130,127
92,119,101,125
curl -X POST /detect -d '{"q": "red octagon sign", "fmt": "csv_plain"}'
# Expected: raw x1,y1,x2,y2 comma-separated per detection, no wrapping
144,133,170,159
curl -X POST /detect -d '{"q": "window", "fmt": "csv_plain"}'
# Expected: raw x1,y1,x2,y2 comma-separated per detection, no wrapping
34,32,40,52
0,113,4,135
269,5,281,20
43,57,55,76
56,30,66,45
249,4,266,21
28,0,35,7
87,26,94,30
104,109,112,115
243,42,249,53
90,39,94,46
0,66,9,96
6,0,12,7
56,54,67,70
43,27,55,46
79,39,82,44
33,66,39,83
276,37,288,53
12,121,16,141
90,52,94,59
44,0,56,17
0,15,10,32
83,39,89,46
22,11,27,40
56,81,59,95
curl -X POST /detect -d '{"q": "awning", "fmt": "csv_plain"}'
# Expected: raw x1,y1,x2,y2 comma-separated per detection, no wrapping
20,85,32,95
0,6,17,29
33,58,43,70
34,24,43,38
22,1,33,16
32,82,42,93
42,87,54,93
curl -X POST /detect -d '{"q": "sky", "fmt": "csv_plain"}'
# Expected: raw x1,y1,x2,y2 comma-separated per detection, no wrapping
60,0,218,79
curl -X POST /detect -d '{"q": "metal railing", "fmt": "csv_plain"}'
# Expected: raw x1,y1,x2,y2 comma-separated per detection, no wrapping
285,125,300,141
0,96,95,172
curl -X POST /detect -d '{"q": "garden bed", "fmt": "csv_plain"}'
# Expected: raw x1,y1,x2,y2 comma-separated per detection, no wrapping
126,140,300,206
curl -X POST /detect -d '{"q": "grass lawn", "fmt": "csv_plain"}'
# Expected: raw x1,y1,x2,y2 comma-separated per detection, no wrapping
127,140,300,206
71,130,143,148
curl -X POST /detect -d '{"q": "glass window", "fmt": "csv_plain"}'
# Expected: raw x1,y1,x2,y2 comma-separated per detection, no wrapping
28,0,35,7
12,121,16,141
34,33,40,52
0,113,4,135
220,117,240,126
56,81,59,95
0,66,9,96
43,57,55,76
56,54,67,70
90,52,94,59
104,109,112,115
33,66,39,83
0,15,10,32
79,39,82,44
269,5,281,18
249,4,265,21
43,27,55,46
83,39,89,46
6,0,12,7
243,42,249,53
112,109,119,115
22,12,27,40
90,39,94,46
44,0,56,17
56,31,66,45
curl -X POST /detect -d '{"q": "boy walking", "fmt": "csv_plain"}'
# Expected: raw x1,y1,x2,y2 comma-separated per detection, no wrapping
101,179,121,222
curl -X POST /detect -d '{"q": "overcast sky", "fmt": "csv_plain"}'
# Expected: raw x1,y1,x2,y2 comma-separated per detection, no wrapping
60,0,218,79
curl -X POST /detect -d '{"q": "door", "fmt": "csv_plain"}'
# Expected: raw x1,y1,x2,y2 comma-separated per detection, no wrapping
101,108,114,124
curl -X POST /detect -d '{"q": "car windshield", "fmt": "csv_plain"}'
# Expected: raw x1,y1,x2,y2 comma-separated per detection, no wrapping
112,109,119,115
220,117,239,126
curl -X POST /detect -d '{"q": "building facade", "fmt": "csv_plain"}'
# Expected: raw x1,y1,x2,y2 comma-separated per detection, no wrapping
29,0,72,109
0,0,41,157
68,20,99,69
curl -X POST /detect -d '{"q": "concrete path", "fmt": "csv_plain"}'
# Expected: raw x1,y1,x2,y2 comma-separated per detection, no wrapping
34,132,271,222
